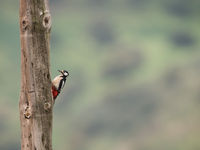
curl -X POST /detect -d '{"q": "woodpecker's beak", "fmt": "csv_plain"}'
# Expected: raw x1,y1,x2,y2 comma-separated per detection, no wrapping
58,70,63,74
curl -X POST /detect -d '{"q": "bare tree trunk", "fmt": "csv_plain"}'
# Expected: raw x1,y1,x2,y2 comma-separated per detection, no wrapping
19,0,53,150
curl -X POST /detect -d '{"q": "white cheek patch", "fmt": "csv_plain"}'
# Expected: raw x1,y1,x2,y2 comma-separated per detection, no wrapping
64,72,68,76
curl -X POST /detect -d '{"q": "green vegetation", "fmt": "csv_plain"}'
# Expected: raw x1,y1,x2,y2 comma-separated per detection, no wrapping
0,0,200,149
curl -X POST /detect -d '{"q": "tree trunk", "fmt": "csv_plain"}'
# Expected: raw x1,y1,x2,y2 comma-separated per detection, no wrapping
19,0,53,150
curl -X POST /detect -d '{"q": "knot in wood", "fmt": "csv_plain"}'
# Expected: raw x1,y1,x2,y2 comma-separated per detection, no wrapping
21,16,29,32
44,102,51,111
42,13,51,31
24,106,31,119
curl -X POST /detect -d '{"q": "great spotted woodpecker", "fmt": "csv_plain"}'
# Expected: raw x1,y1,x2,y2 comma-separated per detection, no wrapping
52,70,69,100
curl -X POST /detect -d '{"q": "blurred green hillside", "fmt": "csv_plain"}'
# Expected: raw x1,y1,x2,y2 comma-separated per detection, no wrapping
0,0,200,150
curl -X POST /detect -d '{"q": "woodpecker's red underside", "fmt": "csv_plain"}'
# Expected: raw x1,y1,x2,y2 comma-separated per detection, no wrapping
52,85,59,100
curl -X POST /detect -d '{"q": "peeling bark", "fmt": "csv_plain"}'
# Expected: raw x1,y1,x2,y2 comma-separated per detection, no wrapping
19,0,53,150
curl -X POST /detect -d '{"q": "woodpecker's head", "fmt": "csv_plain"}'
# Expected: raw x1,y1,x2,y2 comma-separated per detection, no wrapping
58,70,69,77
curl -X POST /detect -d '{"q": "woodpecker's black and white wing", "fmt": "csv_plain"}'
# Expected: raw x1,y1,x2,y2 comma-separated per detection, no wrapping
58,79,66,92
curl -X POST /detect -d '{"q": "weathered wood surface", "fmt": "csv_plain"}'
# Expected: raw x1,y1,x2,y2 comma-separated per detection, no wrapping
19,0,53,149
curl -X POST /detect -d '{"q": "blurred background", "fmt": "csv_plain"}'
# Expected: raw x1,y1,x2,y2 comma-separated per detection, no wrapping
0,0,200,149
